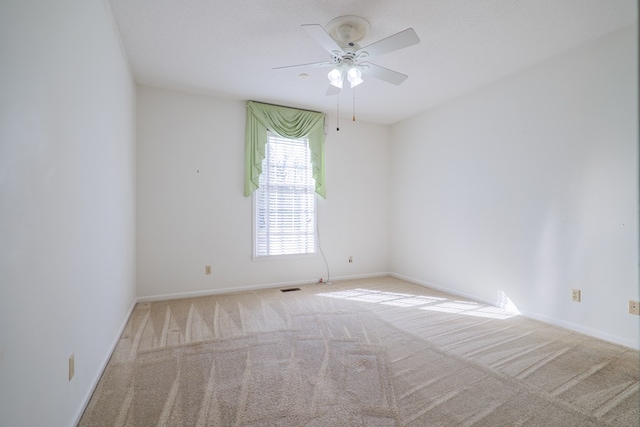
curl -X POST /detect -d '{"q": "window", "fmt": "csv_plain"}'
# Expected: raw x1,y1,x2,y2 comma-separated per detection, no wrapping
254,133,316,257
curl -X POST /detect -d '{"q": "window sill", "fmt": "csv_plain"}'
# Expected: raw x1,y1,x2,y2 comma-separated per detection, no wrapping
252,252,317,262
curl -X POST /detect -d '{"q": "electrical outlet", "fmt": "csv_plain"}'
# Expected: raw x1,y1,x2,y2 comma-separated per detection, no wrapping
572,289,581,302
205,265,212,275
69,353,74,381
348,256,353,263
629,300,640,315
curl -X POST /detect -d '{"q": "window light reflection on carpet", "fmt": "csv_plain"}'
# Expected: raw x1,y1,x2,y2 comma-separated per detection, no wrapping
317,288,519,320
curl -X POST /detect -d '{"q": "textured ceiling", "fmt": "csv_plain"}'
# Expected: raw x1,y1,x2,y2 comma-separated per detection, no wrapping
108,0,637,124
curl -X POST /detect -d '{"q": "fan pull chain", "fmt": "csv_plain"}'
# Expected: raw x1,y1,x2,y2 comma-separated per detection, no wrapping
352,88,356,122
336,92,340,131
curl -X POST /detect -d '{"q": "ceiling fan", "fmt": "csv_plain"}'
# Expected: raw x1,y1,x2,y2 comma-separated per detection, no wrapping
275,15,420,95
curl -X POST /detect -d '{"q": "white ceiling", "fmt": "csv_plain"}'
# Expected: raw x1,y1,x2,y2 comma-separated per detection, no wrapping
108,0,637,125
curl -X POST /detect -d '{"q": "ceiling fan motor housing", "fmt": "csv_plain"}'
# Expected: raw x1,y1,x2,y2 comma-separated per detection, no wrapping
326,15,371,49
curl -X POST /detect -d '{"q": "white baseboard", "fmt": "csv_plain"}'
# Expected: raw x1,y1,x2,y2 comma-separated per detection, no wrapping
323,271,390,284
136,272,391,303
136,280,310,302
390,272,639,350
71,298,138,427
517,309,638,350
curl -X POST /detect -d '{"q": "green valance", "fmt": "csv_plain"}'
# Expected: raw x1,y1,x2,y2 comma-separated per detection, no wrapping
244,101,326,198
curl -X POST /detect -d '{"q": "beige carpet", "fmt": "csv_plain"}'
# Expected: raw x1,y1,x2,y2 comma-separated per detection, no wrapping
79,277,639,426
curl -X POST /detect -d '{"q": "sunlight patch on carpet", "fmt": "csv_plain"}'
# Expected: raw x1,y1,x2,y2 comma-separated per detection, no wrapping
318,288,518,320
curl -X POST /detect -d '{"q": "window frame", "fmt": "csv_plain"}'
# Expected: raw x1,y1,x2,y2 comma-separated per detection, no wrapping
252,133,318,260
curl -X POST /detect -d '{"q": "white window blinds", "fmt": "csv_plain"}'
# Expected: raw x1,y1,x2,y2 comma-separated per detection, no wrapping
254,133,316,257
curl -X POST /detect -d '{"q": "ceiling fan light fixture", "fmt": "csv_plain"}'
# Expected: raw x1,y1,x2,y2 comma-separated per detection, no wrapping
328,68,343,88
347,67,363,88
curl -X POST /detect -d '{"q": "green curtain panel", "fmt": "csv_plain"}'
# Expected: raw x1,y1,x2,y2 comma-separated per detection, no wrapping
244,101,326,198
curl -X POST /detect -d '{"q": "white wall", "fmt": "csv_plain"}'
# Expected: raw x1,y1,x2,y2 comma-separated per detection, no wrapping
0,8,633,427
136,85,389,298
0,0,136,425
390,25,639,348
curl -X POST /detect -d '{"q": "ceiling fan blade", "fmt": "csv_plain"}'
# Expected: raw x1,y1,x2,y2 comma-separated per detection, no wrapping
358,28,419,59
302,24,345,55
325,84,341,96
273,61,332,71
361,62,408,85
